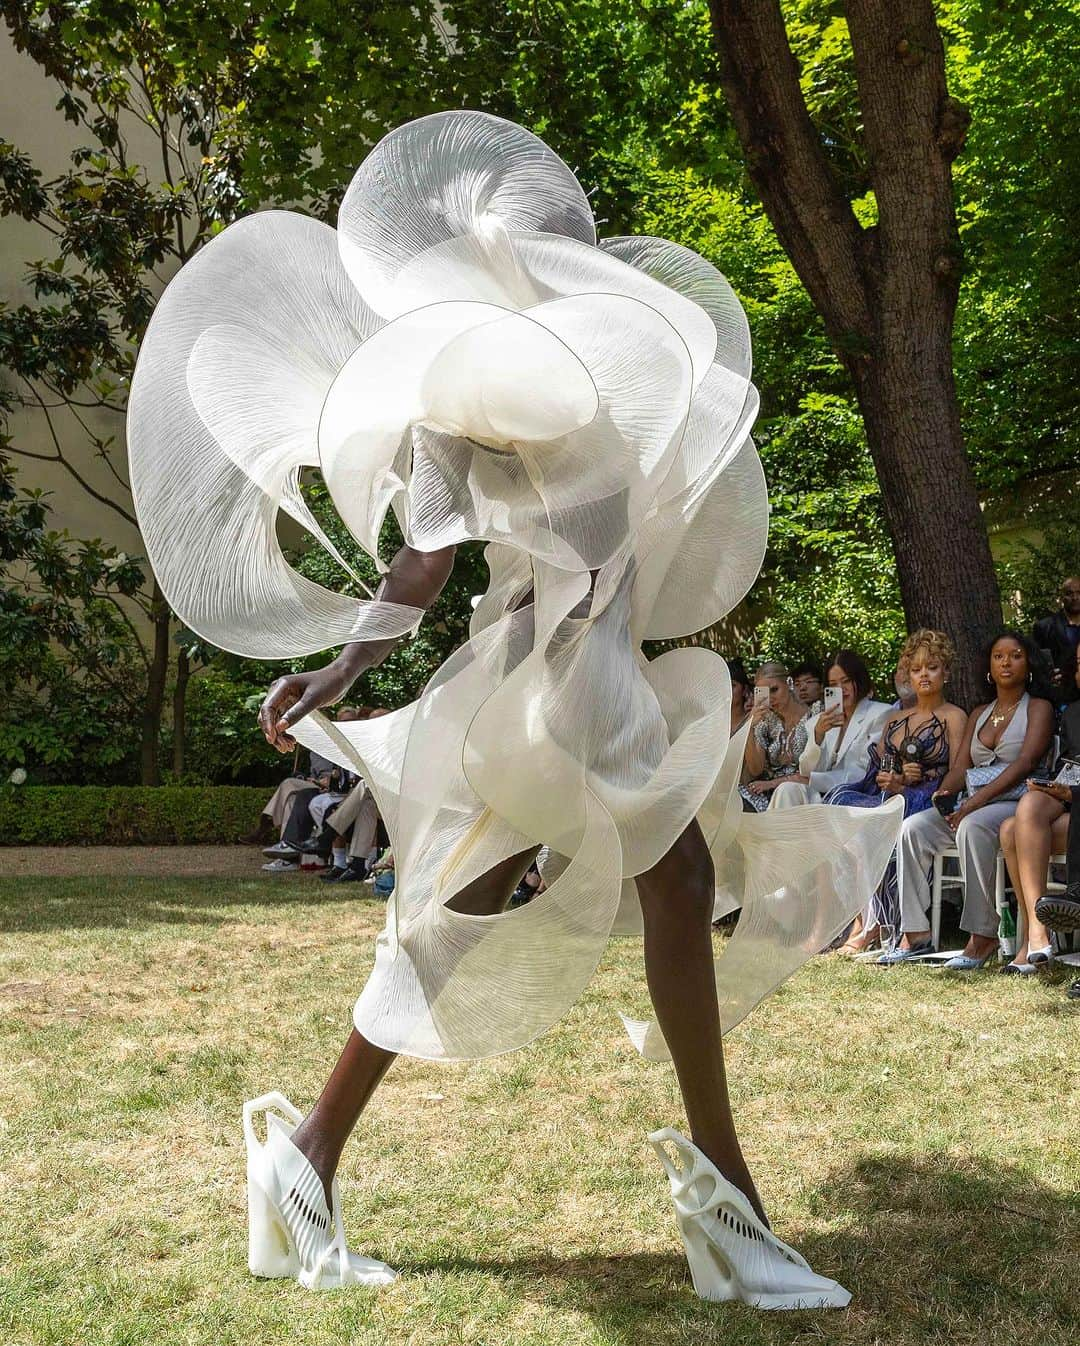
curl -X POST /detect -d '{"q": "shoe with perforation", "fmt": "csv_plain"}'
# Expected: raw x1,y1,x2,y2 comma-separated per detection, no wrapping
650,1128,850,1310
243,1091,397,1290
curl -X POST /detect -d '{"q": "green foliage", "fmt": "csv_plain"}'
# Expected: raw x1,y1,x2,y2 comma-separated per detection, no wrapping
996,524,1080,631
948,0,1080,489
165,672,279,786
0,452,147,782
0,784,266,844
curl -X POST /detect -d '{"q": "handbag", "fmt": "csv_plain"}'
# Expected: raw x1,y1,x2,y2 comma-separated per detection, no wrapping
963,761,1025,802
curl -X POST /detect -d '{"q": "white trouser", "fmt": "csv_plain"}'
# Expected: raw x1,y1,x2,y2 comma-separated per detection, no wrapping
769,781,813,809
897,800,1019,938
327,783,380,861
308,791,345,831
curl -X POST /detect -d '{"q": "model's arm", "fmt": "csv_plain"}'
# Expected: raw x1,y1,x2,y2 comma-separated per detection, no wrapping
258,543,457,752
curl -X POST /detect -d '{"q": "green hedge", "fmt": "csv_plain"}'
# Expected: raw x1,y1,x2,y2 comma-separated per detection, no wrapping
0,786,268,846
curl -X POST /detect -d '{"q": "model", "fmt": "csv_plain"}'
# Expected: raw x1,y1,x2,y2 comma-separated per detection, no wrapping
127,111,902,1308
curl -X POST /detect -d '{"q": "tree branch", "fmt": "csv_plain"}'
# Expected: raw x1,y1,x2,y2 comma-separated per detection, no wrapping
20,380,139,528
708,0,875,343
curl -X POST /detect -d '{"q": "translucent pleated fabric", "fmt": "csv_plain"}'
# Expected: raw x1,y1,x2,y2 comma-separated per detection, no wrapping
127,111,903,1062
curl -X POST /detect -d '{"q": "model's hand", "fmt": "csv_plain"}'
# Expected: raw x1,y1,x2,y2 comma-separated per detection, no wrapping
946,800,976,832
875,770,905,794
1027,779,1070,803
814,707,843,742
901,762,924,785
259,664,353,752
748,778,781,794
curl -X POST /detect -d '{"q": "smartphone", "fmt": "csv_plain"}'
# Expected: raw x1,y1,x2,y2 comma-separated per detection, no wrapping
823,686,843,714
933,792,960,817
753,686,771,710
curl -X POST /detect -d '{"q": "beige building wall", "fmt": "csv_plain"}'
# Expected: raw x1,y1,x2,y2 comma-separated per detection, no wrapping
1,29,172,558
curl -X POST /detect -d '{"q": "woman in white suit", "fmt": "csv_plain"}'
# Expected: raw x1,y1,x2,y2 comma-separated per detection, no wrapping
770,651,891,809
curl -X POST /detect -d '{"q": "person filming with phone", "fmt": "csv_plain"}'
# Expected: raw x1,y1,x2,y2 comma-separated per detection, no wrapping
738,662,812,812
769,650,890,809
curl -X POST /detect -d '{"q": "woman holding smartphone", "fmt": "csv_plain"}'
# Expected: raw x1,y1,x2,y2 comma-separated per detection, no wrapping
739,662,811,811
997,649,1080,971
770,650,891,809
822,631,966,954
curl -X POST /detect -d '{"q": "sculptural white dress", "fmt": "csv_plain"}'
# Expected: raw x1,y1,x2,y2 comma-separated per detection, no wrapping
128,111,902,1067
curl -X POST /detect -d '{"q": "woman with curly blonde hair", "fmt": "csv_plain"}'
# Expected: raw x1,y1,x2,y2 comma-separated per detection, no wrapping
824,630,967,954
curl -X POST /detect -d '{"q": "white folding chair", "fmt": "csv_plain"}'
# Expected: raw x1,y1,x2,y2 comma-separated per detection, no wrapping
930,845,963,951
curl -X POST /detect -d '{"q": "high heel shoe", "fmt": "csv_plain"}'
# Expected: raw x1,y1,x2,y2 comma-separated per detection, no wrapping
243,1091,397,1290
649,1129,851,1310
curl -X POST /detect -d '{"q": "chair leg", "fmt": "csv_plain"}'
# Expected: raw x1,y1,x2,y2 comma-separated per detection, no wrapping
931,853,942,952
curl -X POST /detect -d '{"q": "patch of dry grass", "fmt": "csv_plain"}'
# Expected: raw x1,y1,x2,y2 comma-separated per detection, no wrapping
0,875,1076,1346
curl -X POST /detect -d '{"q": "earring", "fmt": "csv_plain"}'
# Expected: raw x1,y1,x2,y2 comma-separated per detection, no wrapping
986,673,993,684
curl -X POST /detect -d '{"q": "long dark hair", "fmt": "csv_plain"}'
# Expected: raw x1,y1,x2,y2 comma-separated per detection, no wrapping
978,629,1055,703
823,650,873,704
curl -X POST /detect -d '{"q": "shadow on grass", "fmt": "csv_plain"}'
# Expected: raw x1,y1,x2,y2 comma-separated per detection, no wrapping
0,875,383,932
411,1154,1078,1344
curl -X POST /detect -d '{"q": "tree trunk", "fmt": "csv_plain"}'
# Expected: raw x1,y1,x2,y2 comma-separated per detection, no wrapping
172,646,190,780
845,297,1001,709
140,580,170,785
707,0,1002,708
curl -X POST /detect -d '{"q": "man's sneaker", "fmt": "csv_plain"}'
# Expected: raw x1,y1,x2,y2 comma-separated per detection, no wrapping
262,857,300,873
318,866,349,884
1034,887,1080,934
262,840,299,860
335,861,368,884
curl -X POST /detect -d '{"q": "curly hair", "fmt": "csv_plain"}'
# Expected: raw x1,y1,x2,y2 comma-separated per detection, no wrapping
899,628,956,671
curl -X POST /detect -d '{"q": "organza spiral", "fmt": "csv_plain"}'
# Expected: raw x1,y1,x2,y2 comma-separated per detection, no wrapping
128,112,902,1061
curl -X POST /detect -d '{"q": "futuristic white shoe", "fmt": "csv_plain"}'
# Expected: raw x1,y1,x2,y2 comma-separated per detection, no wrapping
243,1091,397,1290
650,1128,851,1310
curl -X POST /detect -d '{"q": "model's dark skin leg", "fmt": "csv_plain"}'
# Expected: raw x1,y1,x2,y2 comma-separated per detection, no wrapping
288,846,538,1211
635,819,766,1224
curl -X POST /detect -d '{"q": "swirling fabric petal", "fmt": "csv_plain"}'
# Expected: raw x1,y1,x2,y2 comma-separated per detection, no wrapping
338,110,596,319
127,211,424,656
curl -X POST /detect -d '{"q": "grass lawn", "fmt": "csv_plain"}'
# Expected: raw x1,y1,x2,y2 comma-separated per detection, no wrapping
0,874,1076,1346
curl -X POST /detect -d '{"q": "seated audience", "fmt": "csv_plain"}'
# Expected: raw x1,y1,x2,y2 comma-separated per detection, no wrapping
998,650,1080,971
1033,575,1080,704
261,707,365,872
770,650,891,808
791,661,824,711
887,630,1055,967
823,631,966,954
739,662,812,812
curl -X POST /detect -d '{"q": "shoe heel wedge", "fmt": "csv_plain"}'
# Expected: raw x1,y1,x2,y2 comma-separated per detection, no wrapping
247,1173,301,1278
650,1128,851,1311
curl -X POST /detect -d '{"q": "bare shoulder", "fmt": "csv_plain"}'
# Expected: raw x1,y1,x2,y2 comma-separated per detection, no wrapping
942,705,974,737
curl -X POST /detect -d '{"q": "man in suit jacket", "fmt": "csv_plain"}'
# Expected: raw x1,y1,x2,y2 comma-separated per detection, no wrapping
1033,576,1080,703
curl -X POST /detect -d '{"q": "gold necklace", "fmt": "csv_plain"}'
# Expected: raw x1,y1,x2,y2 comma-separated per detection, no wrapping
989,699,1019,728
